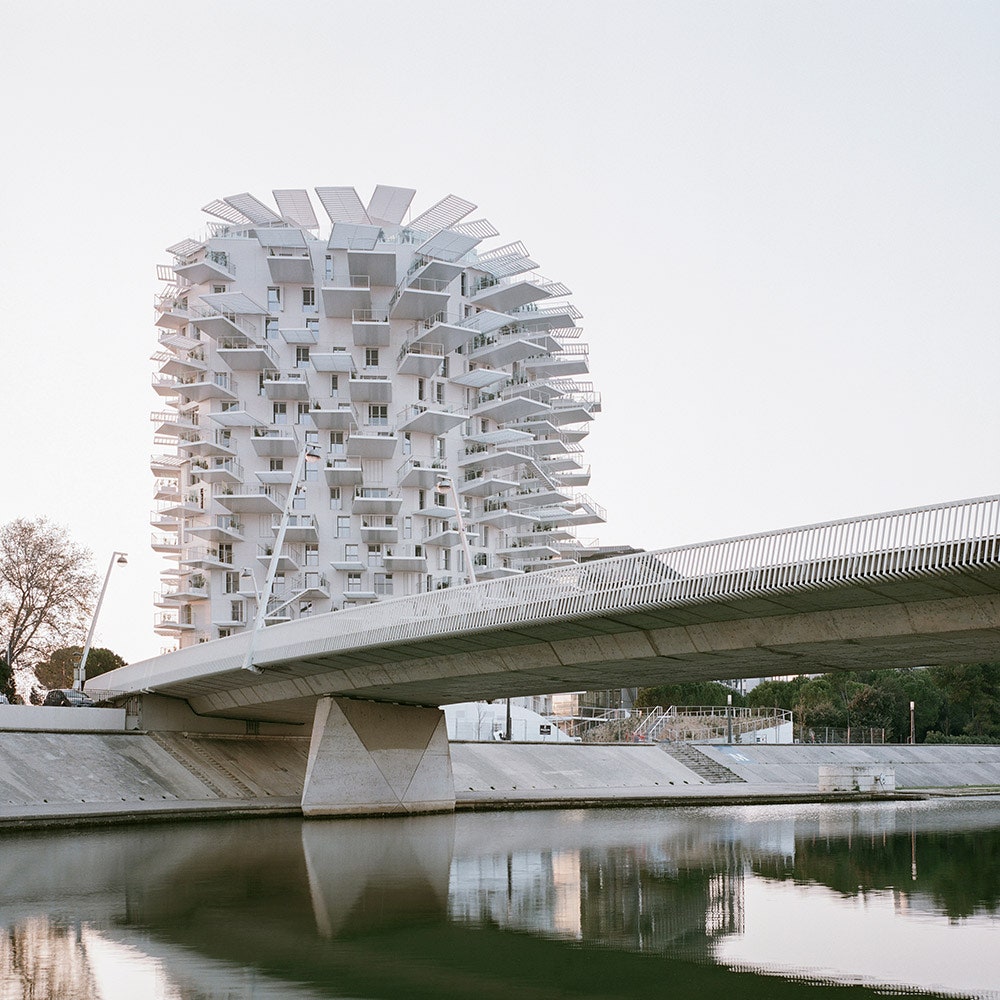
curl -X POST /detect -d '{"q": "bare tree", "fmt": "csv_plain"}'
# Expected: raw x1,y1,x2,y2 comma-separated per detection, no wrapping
0,518,97,701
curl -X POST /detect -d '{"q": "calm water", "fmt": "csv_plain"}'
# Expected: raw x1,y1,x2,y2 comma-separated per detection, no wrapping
2,799,999,999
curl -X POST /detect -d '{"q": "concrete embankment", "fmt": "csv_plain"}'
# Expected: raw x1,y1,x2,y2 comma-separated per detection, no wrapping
3,731,1000,828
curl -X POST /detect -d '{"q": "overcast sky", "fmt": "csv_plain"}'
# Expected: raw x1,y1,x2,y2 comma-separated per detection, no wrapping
1,1,997,664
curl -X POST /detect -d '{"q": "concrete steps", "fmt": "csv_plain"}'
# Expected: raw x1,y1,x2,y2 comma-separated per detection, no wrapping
660,744,747,784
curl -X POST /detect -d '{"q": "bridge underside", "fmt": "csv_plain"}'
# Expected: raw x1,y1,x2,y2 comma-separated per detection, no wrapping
113,568,1000,726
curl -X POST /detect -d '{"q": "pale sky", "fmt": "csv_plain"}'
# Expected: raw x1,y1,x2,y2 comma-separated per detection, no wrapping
1,1,997,663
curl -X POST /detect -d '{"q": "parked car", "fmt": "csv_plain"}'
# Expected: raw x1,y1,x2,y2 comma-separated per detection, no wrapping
0,694,9,705
43,688,96,708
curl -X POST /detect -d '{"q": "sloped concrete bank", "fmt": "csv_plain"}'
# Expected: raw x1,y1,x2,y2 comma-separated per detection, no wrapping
2,734,999,829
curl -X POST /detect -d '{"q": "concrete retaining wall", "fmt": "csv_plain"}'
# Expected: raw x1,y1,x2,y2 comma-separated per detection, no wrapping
0,705,126,733
699,744,1000,788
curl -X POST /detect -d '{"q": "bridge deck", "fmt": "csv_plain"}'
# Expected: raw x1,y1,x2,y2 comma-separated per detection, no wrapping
94,495,1000,723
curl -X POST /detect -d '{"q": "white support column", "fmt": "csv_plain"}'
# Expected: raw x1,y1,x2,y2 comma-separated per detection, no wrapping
302,697,455,817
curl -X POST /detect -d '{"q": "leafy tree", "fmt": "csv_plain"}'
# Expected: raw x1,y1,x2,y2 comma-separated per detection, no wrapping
636,681,745,709
0,518,97,702
33,646,126,690
927,663,1000,740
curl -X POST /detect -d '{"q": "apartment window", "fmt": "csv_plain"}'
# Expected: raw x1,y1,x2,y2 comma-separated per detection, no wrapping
482,524,490,545
368,544,383,568
329,487,342,510
330,431,345,454
219,543,233,565
441,549,451,571
374,573,393,596
346,572,362,592
272,402,287,425
213,284,227,294
302,287,317,314
324,255,333,280
404,516,412,540
295,347,311,368
218,628,232,639
337,516,351,538
434,490,447,508
417,378,425,401
299,601,314,618
434,436,446,460
231,600,245,622
368,404,388,426
344,543,359,562
224,570,240,594
330,375,340,397
305,430,318,446
303,457,318,482
402,432,411,456
364,348,379,368
267,287,281,312
304,543,319,567
418,490,426,509
292,492,307,509
296,402,310,425
265,316,279,339
435,382,445,405
441,356,449,378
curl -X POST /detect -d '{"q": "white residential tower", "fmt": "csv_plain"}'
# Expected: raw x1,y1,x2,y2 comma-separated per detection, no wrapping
150,186,605,647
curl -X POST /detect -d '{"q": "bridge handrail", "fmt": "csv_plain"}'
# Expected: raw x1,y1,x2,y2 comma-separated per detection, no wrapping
244,493,1000,662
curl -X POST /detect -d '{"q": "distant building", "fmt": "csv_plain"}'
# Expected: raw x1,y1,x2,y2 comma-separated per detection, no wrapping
150,186,605,645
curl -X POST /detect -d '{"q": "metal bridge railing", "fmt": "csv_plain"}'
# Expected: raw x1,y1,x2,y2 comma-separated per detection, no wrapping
252,494,1000,663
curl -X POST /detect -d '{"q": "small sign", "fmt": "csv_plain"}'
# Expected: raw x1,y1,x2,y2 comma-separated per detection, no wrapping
539,724,552,735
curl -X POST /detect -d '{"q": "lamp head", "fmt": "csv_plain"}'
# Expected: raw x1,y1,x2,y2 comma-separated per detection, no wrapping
116,554,128,566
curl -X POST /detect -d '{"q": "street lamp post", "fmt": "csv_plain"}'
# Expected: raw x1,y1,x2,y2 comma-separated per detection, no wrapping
242,443,319,673
75,552,127,691
435,476,477,586
910,700,916,745
727,692,733,744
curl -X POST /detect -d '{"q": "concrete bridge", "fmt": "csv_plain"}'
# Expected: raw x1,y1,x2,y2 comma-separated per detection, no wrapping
96,494,1000,817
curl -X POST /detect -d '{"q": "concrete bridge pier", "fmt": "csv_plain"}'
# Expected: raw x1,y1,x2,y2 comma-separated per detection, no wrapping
301,697,455,817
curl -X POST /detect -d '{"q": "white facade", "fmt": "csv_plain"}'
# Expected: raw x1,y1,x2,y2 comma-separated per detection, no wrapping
150,186,605,647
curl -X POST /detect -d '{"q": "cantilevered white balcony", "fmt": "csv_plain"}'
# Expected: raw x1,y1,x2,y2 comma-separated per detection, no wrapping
348,373,393,404
351,489,403,516
293,571,332,601
257,543,301,573
420,520,477,548
256,468,294,486
307,402,357,432
509,302,583,331
321,275,371,318
150,454,185,478
213,484,285,515
176,371,238,403
216,337,279,372
388,275,451,321
156,581,209,606
331,549,367,572
324,459,364,487
347,249,397,286
469,273,564,313
150,410,199,438
449,366,509,391
558,466,591,486
346,432,397,460
207,402,264,429
472,389,551,424
457,471,520,498
408,313,474,353
262,370,310,400
172,250,234,285
269,513,320,543
152,478,182,503
180,546,236,571
383,545,427,573
154,612,197,636
396,340,444,377
191,457,243,485
458,447,531,474
151,372,181,398
503,484,573,510
474,506,536,531
154,349,207,379
352,309,391,347
154,293,191,331
250,428,300,458
360,517,398,545
211,604,248,629
526,343,590,378
280,327,318,346
396,456,449,489
187,515,244,543
496,541,561,561
310,351,357,375
472,556,521,581
396,403,466,436
342,588,378,604
471,333,553,369
149,507,180,531
190,301,264,342
150,532,182,554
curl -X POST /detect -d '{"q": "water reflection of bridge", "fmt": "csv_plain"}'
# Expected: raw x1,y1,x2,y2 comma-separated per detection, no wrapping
3,804,1000,997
